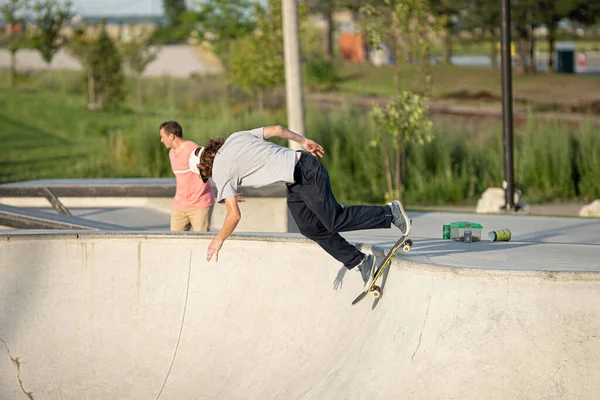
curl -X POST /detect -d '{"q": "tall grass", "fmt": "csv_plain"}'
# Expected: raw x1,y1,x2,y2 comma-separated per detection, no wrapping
1,79,598,205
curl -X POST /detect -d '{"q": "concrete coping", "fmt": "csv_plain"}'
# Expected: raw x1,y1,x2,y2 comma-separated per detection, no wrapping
3,231,600,282
0,178,288,198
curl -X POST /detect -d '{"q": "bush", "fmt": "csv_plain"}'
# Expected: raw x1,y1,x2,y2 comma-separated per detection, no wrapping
304,59,337,90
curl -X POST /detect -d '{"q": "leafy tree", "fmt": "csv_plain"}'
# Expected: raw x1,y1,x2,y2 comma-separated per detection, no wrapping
163,0,186,25
429,0,463,64
359,0,438,201
511,0,537,73
462,0,501,68
530,0,579,70
120,25,158,111
0,0,29,88
369,92,433,201
30,0,73,65
189,0,256,71
68,24,124,110
305,0,336,60
227,0,284,109
89,26,125,109
68,24,95,106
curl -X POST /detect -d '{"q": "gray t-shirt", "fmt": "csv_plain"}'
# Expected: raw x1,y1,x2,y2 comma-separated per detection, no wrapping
212,127,296,203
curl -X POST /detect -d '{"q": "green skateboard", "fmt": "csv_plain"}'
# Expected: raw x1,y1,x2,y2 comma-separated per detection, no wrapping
351,226,413,306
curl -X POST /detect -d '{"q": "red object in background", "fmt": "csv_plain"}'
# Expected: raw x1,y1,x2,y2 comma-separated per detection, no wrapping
339,33,365,62
577,53,586,69
4,23,24,35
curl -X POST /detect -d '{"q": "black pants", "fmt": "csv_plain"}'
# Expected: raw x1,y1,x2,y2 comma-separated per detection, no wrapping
286,152,392,269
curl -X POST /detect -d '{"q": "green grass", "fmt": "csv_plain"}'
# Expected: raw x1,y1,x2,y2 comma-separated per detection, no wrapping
2,85,598,205
334,62,600,112
0,87,276,183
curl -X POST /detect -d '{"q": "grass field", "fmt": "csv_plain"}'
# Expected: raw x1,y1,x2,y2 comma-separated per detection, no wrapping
334,62,600,113
1,83,598,205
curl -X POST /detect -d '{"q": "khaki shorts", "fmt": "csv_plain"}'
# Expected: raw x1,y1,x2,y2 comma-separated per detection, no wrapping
170,207,213,232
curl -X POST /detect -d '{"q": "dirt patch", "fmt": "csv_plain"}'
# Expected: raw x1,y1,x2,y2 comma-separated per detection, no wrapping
441,90,500,102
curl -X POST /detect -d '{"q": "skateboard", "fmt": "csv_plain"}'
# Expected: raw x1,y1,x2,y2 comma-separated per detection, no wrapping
351,226,413,306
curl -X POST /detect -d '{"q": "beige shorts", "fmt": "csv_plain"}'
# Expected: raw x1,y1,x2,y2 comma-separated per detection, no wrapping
170,206,213,232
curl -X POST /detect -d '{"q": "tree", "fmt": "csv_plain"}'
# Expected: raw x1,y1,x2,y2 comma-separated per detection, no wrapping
463,0,501,69
305,0,336,60
68,23,125,110
30,0,73,66
360,0,443,95
0,0,29,88
569,1,600,27
512,0,537,73
68,24,96,107
429,0,462,64
89,25,125,109
536,0,579,71
189,0,256,71
120,25,158,111
359,0,439,200
369,92,433,201
163,0,186,25
228,0,284,110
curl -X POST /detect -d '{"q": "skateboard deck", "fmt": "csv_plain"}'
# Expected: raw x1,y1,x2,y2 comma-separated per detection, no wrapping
351,225,413,306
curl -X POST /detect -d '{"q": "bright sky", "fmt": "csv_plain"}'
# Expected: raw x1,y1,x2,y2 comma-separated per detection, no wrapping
69,0,170,16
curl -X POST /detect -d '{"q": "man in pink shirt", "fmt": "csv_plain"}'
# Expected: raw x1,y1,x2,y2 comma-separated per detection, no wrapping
159,121,215,231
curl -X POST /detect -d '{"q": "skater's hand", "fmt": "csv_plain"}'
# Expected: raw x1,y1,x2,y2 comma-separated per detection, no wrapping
333,267,346,290
207,238,223,262
235,193,245,203
302,139,325,158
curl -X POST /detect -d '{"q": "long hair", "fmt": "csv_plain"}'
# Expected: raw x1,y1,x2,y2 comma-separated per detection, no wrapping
199,137,225,178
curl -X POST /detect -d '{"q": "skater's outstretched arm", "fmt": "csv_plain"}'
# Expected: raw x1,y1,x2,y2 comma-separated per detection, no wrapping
207,196,240,262
263,125,325,158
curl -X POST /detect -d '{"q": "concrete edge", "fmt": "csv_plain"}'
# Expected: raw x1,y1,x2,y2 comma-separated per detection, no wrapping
361,242,600,281
2,231,600,280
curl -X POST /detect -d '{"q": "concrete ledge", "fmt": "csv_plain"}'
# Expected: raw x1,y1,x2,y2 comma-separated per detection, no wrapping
0,204,130,230
0,179,297,232
0,178,288,197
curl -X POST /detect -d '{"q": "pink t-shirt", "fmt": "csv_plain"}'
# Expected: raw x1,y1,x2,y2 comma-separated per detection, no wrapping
169,140,215,209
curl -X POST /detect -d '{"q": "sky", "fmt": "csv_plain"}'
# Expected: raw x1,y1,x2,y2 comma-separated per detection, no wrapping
69,0,174,17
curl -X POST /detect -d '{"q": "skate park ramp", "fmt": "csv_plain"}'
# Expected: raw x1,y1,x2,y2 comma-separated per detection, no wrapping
1,232,600,400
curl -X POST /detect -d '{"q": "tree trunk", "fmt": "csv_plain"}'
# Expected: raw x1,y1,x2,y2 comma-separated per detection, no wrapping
528,28,536,73
136,74,143,112
9,50,16,89
423,46,432,96
87,71,96,110
517,28,528,74
395,144,401,201
489,31,498,69
443,26,452,64
547,23,557,72
325,6,334,61
383,147,393,200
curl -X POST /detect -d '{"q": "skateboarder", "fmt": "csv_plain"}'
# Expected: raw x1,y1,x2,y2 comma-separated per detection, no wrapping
190,125,411,290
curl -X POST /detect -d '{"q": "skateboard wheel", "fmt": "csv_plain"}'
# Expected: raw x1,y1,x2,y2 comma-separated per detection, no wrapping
406,239,413,247
372,286,381,298
402,244,411,253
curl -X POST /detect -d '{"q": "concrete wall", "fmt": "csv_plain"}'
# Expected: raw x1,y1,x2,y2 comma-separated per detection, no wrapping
1,232,599,399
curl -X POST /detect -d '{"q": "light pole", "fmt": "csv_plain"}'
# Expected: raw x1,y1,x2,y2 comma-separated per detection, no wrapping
282,0,306,150
500,0,515,210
